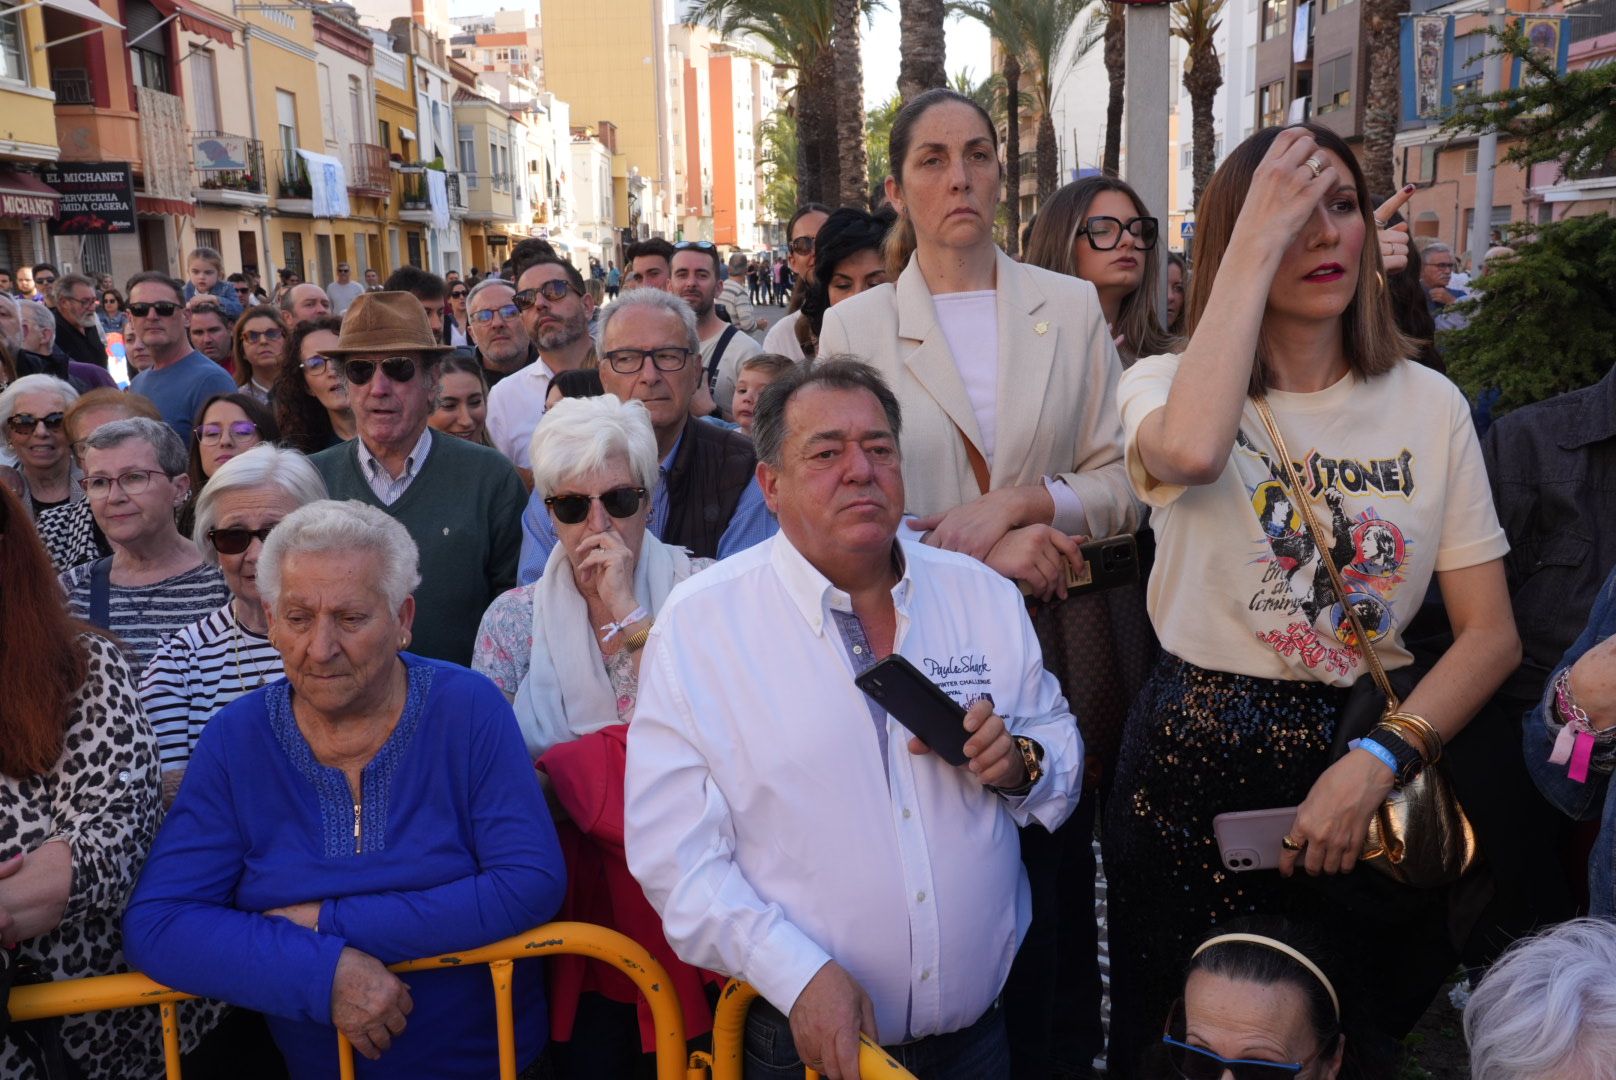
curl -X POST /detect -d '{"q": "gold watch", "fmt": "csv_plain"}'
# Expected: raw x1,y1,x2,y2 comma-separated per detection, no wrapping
993,736,1044,796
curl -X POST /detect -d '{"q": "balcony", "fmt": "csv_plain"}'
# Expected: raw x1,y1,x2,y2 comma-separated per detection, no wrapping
193,133,268,207
348,142,391,197
271,149,314,214
397,167,467,224
51,70,93,105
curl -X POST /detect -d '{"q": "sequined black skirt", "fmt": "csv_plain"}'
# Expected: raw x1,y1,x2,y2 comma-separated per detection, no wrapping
1100,652,1348,1077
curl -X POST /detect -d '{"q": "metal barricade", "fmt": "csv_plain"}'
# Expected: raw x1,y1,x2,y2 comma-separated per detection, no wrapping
697,979,918,1080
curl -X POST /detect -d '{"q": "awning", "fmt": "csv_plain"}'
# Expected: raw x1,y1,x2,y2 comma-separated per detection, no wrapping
0,169,59,219
136,194,195,217
399,128,416,142
150,0,235,48
36,0,121,28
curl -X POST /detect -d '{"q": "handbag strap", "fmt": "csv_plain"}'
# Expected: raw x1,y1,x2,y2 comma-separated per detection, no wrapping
87,555,113,631
1251,395,1400,712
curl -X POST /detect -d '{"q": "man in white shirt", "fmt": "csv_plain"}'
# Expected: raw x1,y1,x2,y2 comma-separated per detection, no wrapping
485,258,595,479
325,263,366,315
625,359,1080,1080
672,241,760,419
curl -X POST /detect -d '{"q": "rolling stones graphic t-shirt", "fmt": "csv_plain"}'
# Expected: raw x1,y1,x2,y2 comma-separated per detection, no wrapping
1118,355,1508,686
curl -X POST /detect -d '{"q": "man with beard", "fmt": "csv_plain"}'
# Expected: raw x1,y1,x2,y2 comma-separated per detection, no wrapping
672,241,759,420
485,257,594,479
186,302,234,373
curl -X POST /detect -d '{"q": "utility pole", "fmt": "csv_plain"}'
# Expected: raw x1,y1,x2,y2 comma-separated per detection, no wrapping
1125,0,1172,311
1468,0,1506,264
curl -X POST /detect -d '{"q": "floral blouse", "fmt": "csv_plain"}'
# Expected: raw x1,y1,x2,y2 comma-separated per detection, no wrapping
472,563,713,726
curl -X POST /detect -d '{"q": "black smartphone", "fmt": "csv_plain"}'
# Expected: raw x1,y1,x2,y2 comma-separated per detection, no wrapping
853,654,974,766
1018,534,1142,598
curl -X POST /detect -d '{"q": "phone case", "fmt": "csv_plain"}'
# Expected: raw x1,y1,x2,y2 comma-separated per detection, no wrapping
1212,807,1299,872
853,654,971,766
1068,535,1141,594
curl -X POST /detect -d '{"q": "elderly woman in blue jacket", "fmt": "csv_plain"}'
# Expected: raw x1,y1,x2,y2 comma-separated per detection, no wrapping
123,499,566,1078
1525,563,1616,916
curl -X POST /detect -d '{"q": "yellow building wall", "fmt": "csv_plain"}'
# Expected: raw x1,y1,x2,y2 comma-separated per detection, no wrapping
376,80,419,277
246,16,323,278
0,7,62,159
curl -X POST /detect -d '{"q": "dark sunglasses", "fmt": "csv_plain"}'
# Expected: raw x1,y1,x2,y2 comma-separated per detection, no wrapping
128,301,181,318
1161,1036,1308,1079
788,235,816,255
512,279,580,308
1078,215,1160,251
544,486,648,525
35,275,55,285
6,411,65,434
244,327,284,344
450,289,468,299
340,355,420,385
208,524,276,555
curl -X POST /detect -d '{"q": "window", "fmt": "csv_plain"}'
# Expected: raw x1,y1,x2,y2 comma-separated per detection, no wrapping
0,2,29,83
277,90,298,155
378,118,390,151
349,77,364,144
1260,80,1286,128
1450,32,1485,94
128,0,171,91
195,228,221,253
1321,0,1353,13
1245,44,1256,88
318,63,336,142
189,51,221,133
1462,205,1512,245
1463,147,1478,174
1261,0,1289,41
1313,53,1353,114
1404,142,1436,184
459,125,477,188
1180,144,1194,169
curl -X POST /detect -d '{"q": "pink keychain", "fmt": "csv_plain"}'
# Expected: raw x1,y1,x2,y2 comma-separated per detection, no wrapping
1551,668,1598,784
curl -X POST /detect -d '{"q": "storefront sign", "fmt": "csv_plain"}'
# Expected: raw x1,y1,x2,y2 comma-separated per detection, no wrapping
0,169,60,220
41,162,137,235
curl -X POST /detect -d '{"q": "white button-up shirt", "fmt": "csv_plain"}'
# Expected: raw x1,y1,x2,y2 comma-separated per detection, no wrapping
356,425,432,505
624,532,1081,1044
485,359,555,469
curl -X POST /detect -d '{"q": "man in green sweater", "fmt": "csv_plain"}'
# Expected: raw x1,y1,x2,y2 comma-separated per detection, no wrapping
313,291,526,666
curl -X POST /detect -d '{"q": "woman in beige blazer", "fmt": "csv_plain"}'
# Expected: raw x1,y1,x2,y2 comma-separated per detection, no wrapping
818,86,1144,1080
818,97,1141,602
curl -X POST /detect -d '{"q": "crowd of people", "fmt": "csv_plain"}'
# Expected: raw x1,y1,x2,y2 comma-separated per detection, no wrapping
0,86,1613,1080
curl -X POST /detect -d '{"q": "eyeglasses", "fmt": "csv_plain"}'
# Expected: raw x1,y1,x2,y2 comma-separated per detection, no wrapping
1161,1036,1310,1079
128,301,181,318
469,303,522,324
301,354,333,372
244,327,285,345
788,236,816,256
340,355,420,385
1078,215,1160,251
449,289,468,300
512,279,580,308
6,411,66,435
234,286,252,296
35,275,55,286
544,485,648,525
198,421,260,444
208,524,276,555
604,347,691,375
81,469,172,499
674,240,717,252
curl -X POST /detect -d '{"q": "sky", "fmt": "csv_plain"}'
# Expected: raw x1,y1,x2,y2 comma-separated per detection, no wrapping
862,8,992,108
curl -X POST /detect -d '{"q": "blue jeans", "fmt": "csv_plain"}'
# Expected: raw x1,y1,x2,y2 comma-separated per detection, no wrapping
743,997,1010,1080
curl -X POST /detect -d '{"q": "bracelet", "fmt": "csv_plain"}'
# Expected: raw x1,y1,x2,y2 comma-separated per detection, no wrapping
620,620,654,653
1349,737,1400,778
1363,726,1425,787
599,606,649,643
1380,712,1441,764
1550,667,1604,784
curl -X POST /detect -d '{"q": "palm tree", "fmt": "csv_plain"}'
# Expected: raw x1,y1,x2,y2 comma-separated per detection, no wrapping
1023,0,1105,199
760,107,800,220
866,92,902,195
693,0,838,204
1172,0,1225,212
954,0,1028,254
1103,2,1125,175
833,0,870,206
899,0,948,102
1360,0,1407,196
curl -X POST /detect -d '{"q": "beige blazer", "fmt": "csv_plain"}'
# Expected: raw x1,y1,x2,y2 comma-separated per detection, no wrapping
818,249,1142,540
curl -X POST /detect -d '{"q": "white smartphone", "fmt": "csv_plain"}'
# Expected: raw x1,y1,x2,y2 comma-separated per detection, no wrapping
1212,806,1299,872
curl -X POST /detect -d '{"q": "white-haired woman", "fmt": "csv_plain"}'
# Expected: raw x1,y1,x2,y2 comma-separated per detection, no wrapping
1465,919,1616,1080
124,499,566,1078
473,394,716,1077
60,417,228,670
140,444,329,805
0,373,80,516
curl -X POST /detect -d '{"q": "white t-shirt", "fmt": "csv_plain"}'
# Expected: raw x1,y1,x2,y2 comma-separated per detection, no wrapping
932,291,1000,463
1118,355,1508,685
486,360,555,469
703,322,763,417
761,310,807,361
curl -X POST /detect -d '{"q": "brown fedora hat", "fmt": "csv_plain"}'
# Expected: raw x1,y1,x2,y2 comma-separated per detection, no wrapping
324,291,456,357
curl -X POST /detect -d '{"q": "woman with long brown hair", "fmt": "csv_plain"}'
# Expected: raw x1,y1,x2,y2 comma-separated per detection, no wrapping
1102,123,1520,1073
0,480,173,1077
271,316,352,454
231,304,287,403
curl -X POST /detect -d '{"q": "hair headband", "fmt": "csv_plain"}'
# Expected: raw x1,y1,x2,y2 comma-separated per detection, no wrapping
1191,933,1341,1021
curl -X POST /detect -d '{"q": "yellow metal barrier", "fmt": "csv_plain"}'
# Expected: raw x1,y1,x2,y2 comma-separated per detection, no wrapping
697,979,918,1080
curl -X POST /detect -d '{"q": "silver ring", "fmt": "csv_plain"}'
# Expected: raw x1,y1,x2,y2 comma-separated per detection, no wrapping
1303,157,1324,179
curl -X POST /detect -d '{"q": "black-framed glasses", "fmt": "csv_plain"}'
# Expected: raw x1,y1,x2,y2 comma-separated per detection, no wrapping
35,274,55,286
512,279,580,308
198,421,260,445
244,327,284,345
544,486,648,525
1078,215,1159,251
469,303,521,324
128,301,181,318
234,286,252,296
301,354,333,373
449,289,469,300
208,524,276,555
604,347,691,375
340,355,420,385
6,411,65,435
788,236,816,255
81,469,172,499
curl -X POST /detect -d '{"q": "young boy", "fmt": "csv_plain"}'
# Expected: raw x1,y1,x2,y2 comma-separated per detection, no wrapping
729,353,793,435
182,246,243,319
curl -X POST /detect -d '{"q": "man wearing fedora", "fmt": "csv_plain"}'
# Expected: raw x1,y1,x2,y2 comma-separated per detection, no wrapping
311,291,527,665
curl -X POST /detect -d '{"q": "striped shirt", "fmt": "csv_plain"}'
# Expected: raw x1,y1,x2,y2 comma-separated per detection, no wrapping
61,561,230,673
140,603,285,771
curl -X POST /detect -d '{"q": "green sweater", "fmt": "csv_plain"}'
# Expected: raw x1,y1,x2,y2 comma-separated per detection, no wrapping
312,430,526,666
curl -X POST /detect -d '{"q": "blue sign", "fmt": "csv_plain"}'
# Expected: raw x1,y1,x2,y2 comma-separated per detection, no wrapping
1181,221,1195,237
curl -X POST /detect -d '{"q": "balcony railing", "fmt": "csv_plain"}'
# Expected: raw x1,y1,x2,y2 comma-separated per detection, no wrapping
52,70,92,105
397,168,467,214
271,149,313,201
193,133,266,196
349,142,391,196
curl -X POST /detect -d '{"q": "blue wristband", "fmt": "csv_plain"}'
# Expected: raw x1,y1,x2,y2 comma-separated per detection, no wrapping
1349,737,1399,777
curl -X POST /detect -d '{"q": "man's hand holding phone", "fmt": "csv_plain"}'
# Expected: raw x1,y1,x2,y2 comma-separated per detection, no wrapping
907,698,1027,790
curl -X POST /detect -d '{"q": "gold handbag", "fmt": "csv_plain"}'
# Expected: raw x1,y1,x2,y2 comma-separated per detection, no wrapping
1253,395,1479,889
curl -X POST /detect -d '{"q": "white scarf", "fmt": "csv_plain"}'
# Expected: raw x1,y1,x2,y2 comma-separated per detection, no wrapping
514,533,693,757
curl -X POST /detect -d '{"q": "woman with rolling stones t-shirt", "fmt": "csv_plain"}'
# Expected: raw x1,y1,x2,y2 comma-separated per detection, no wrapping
1102,122,1520,1076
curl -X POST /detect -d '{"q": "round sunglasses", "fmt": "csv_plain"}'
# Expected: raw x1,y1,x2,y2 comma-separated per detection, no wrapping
543,486,648,525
